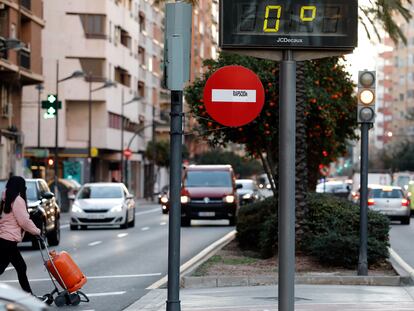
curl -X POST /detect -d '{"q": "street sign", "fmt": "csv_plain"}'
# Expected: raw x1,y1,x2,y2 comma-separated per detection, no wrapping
220,0,358,51
203,65,265,127
319,165,330,177
90,147,99,158
123,148,132,159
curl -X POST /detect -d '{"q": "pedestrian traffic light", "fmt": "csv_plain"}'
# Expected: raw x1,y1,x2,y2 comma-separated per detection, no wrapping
357,70,376,123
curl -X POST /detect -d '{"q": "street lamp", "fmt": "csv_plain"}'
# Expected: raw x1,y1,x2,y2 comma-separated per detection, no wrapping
0,37,26,52
121,90,141,185
88,77,117,182
35,84,44,149
54,61,85,203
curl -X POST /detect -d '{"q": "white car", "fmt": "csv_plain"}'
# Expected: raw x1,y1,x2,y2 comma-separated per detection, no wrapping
70,183,136,230
0,283,47,310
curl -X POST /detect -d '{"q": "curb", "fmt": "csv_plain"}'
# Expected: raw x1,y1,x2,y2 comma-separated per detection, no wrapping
389,247,414,285
182,274,405,288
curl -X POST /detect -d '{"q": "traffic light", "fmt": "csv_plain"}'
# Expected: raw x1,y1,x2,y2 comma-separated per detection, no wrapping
47,158,54,166
357,70,376,123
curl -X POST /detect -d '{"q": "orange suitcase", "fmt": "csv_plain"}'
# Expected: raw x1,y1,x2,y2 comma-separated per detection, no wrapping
46,250,87,293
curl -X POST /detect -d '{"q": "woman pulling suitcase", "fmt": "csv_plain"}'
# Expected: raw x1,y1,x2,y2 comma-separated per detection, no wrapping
0,176,41,294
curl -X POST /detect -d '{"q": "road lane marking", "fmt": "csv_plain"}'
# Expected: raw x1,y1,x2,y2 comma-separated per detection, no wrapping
87,291,125,297
147,230,236,290
160,222,167,226
117,233,128,238
141,227,149,231
88,241,102,246
135,208,159,216
2,273,162,283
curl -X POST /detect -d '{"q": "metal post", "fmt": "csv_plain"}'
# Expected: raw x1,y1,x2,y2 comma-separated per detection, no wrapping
166,90,183,311
121,88,125,184
37,85,42,149
152,104,156,201
54,60,59,203
279,50,296,311
88,77,92,183
358,122,369,275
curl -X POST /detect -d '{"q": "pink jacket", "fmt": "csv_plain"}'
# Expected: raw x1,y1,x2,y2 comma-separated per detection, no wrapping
0,195,41,242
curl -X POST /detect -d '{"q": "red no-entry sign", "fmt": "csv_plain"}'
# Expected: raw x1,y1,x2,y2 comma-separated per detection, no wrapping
203,65,265,127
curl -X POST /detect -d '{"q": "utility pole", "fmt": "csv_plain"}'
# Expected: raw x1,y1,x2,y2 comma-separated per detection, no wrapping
54,60,59,203
152,104,156,201
88,76,92,183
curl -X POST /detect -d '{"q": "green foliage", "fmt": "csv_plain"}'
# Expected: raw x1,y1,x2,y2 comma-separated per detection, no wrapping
381,141,414,172
195,149,262,178
145,141,170,167
236,194,390,268
185,52,357,188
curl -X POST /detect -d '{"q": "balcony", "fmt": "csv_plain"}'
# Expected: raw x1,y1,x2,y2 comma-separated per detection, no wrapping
19,49,30,70
21,0,31,11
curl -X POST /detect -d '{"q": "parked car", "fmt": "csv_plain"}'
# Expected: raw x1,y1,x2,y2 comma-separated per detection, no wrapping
316,180,351,198
366,185,410,225
236,179,262,205
180,165,239,226
70,183,135,230
0,282,47,311
0,178,61,249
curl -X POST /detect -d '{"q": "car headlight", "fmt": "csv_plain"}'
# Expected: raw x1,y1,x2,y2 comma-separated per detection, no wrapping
223,195,235,203
180,195,190,204
71,203,83,213
242,193,252,200
160,196,169,204
110,205,123,213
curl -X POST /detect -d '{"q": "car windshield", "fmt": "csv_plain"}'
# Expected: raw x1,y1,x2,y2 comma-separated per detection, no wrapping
78,186,123,199
186,171,232,187
26,181,38,201
369,188,403,199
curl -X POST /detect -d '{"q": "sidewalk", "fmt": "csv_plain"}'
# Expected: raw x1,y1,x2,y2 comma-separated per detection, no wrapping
124,284,414,310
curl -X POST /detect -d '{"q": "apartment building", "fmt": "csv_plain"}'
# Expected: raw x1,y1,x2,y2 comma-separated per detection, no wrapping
185,0,219,158
22,0,164,197
0,0,43,178
377,13,414,148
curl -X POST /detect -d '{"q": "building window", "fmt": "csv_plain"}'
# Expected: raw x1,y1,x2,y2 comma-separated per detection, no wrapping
21,0,31,11
139,12,146,33
109,112,122,130
119,27,131,48
0,85,10,118
76,57,105,81
114,66,131,87
19,49,30,70
79,14,106,38
138,46,145,66
138,81,145,98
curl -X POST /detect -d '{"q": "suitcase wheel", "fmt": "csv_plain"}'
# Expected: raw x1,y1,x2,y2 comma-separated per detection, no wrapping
69,293,81,306
42,294,54,306
54,293,66,307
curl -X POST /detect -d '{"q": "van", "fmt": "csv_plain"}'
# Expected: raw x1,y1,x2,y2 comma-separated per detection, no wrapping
180,165,239,226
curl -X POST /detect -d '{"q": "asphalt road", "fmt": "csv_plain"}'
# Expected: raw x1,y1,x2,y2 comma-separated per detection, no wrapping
390,217,414,269
0,201,234,311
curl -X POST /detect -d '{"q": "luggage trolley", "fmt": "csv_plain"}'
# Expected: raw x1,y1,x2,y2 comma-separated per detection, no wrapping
37,237,90,307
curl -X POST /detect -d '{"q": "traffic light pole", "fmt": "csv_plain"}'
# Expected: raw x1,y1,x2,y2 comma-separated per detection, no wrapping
167,90,183,311
358,122,369,275
279,50,296,311
54,60,59,204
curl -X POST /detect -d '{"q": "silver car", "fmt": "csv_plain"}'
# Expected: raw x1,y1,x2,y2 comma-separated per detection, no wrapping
70,183,136,230
367,185,410,225
0,282,47,310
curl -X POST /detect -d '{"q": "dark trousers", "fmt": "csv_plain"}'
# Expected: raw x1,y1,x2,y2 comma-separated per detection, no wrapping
0,237,32,293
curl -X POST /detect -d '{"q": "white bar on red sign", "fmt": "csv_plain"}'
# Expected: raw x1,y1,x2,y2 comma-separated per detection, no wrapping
211,89,256,103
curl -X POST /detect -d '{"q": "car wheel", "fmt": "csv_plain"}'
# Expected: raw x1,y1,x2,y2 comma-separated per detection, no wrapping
120,211,129,229
181,217,191,227
229,216,237,226
128,209,135,228
402,217,411,225
70,225,79,230
47,218,60,246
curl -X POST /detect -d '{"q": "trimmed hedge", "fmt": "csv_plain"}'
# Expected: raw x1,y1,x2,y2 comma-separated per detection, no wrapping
236,193,390,268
